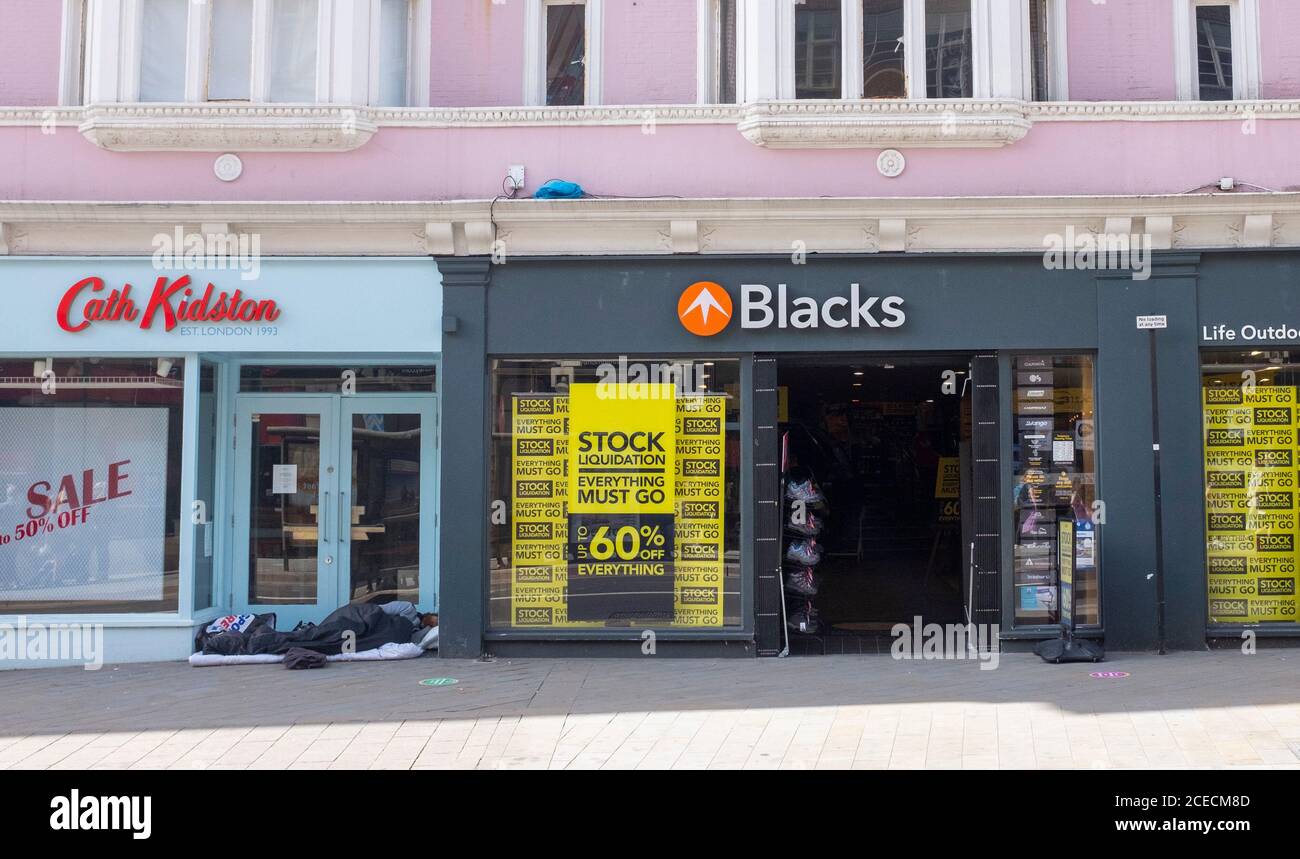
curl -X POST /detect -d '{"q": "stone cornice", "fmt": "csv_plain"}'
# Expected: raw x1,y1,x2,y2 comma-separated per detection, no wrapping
77,104,377,152
0,99,1297,150
738,99,1031,149
2,194,1300,257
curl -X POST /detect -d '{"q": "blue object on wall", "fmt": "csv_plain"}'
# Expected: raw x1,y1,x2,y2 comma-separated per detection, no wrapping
534,179,585,199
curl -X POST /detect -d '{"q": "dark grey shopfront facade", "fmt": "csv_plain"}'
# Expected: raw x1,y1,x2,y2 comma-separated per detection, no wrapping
434,251,1300,659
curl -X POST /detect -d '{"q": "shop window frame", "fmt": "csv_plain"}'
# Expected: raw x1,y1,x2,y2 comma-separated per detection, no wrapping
1199,348,1300,637
999,350,1105,638
483,353,754,641
0,351,200,622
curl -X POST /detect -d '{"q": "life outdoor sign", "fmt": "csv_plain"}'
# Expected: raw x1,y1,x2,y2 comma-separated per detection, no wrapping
677,280,906,337
0,257,442,353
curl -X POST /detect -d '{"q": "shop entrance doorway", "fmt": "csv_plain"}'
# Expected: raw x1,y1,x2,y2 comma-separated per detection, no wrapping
230,367,438,627
776,355,975,654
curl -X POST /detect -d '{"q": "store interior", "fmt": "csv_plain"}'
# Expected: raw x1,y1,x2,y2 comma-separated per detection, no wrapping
777,356,972,655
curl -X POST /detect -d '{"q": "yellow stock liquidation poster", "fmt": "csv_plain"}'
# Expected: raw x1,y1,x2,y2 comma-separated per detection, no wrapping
510,384,726,628
567,383,677,623
673,393,727,627
1203,384,1300,624
509,394,571,627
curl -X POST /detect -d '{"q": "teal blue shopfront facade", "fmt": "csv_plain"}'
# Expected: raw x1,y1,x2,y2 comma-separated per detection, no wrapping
0,257,443,666
433,252,1300,658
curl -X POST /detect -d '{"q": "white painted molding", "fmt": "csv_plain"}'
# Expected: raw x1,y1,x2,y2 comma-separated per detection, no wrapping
738,100,1032,148
77,103,378,152
3,194,1299,258
1241,213,1273,247
6,98,1300,137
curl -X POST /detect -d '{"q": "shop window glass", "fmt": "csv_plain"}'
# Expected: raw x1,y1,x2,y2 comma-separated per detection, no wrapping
1202,351,1300,628
489,358,742,631
0,357,184,614
1011,354,1099,627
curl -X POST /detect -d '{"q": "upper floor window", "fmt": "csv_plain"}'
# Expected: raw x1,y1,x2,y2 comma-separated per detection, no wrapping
139,0,320,103
80,0,428,107
763,0,1053,102
1175,0,1260,101
526,0,603,106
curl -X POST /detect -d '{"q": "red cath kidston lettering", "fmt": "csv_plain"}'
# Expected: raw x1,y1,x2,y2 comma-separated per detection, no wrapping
25,460,134,518
57,275,281,333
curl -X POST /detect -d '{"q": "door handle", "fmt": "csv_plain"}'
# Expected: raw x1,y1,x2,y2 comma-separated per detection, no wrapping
322,490,331,543
339,491,348,544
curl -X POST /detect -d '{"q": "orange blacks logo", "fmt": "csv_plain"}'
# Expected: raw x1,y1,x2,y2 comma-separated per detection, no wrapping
678,281,733,336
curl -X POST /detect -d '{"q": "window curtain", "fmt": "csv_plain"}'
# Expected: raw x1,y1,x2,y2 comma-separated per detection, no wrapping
269,0,319,102
377,0,411,107
208,0,255,100
138,0,188,101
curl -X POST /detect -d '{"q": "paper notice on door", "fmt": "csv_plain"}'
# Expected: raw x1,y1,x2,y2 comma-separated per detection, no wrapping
1052,433,1076,464
272,464,298,494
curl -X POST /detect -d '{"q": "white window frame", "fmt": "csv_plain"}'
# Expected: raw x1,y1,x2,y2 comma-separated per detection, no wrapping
366,0,431,107
696,0,744,104
58,0,88,105
1023,0,1069,102
1174,0,1260,101
524,0,604,106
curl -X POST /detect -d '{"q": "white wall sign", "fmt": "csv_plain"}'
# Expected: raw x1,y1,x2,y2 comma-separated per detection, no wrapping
0,408,169,603
1136,315,1168,329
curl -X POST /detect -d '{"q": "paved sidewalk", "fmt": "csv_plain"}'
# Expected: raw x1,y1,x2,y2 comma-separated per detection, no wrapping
0,651,1297,770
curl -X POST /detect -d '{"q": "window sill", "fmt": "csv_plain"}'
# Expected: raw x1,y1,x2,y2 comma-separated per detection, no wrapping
737,99,1032,149
78,103,377,152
